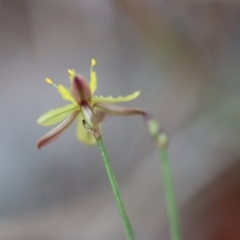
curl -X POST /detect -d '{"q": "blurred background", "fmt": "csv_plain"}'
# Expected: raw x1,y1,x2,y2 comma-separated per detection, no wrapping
1,0,240,239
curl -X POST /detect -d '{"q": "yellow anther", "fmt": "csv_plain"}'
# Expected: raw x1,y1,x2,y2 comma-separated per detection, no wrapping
91,59,96,66
68,69,75,76
46,78,58,88
46,78,53,84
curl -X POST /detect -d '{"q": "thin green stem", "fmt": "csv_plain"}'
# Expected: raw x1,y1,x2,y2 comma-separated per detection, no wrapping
159,147,181,240
96,137,135,240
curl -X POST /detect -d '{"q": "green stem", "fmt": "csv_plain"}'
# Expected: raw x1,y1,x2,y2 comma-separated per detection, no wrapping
96,137,135,240
160,148,181,240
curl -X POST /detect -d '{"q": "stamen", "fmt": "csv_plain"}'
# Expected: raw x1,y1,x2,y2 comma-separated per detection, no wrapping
91,59,96,66
90,59,97,93
45,78,58,88
90,60,96,78
45,78,53,84
68,69,75,76
68,69,76,83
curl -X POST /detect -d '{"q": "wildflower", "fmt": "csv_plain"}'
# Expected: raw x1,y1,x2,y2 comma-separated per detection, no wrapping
37,59,145,149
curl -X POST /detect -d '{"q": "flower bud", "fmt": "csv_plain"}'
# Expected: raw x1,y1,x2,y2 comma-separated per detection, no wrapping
144,114,168,149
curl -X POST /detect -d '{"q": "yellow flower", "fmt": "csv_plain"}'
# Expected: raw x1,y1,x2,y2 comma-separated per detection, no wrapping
37,59,144,149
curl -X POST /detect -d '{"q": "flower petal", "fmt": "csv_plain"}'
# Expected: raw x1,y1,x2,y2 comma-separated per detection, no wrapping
91,111,106,125
58,85,76,102
37,110,80,149
76,114,97,145
92,103,145,124
45,78,75,103
81,101,93,127
90,59,97,94
37,103,79,126
92,91,140,104
71,75,92,103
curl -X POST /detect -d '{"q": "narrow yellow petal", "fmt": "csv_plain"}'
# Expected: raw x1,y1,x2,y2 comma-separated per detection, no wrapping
37,103,79,126
58,84,75,102
90,72,97,94
90,59,97,94
76,114,97,145
92,91,140,104
45,77,75,102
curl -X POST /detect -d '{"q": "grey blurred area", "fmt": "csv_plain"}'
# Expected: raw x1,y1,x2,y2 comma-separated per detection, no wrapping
1,0,240,239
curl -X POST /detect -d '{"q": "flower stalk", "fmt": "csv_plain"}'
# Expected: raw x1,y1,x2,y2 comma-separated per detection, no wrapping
145,115,181,240
159,143,181,240
96,137,135,240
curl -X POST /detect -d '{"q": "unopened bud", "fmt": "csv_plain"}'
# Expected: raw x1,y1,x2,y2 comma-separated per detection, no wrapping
144,114,168,149
157,132,168,149
146,118,160,139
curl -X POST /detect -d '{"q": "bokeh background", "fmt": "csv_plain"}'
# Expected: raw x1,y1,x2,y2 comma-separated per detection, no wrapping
1,0,240,239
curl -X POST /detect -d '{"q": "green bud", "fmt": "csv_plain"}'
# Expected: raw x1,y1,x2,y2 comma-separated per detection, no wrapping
157,132,168,149
147,119,160,138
